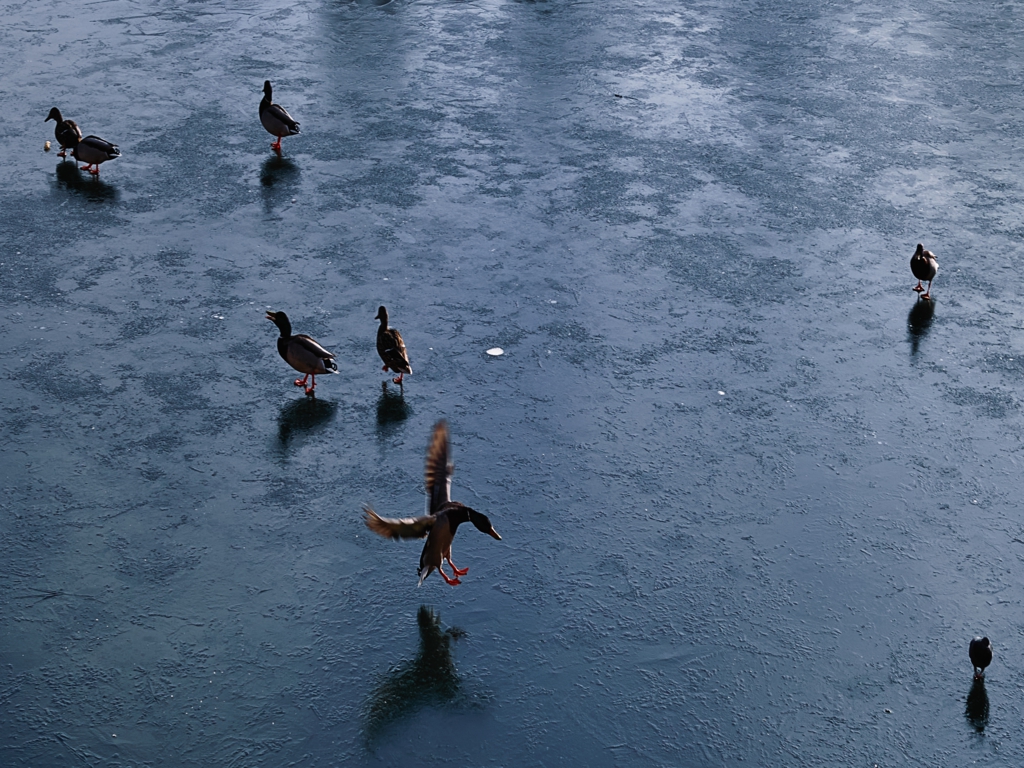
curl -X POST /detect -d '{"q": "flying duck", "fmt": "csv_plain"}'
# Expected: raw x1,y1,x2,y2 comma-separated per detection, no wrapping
970,637,992,680
910,243,938,300
260,80,300,152
364,420,501,586
44,107,82,159
375,306,412,387
71,135,120,175
266,310,338,396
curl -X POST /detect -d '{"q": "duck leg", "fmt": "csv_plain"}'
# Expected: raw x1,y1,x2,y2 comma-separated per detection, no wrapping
392,372,404,386
304,374,317,396
913,281,924,293
445,552,469,577
922,280,933,301
271,137,282,152
294,373,310,388
381,364,389,372
438,567,462,586
57,148,66,158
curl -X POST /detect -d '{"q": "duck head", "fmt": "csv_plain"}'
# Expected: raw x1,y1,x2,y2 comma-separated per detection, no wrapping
265,310,292,336
45,107,63,123
263,80,273,99
468,508,501,540
375,305,389,324
914,243,924,257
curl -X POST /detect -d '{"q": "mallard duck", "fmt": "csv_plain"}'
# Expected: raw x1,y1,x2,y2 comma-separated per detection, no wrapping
260,80,300,152
45,107,82,159
266,310,338,396
911,243,938,300
364,420,501,585
71,135,120,175
375,306,412,387
970,636,992,680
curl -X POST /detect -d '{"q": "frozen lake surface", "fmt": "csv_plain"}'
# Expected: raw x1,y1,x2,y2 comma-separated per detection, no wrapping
2,0,1024,764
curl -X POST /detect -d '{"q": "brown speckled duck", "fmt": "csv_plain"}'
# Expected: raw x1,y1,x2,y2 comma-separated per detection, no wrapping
260,80,300,153
45,107,82,159
266,310,337,396
375,305,412,387
364,420,501,586
911,243,938,300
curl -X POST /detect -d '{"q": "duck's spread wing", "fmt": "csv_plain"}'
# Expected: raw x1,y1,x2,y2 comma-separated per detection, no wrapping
363,506,434,539
424,420,452,514
292,334,335,360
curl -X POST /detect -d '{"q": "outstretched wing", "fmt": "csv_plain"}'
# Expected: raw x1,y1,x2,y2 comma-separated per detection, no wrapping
363,505,434,540
424,420,452,515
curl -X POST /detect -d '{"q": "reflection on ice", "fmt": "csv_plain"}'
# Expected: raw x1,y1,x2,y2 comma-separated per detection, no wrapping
964,679,988,733
276,396,338,446
260,155,299,188
54,161,118,202
906,298,935,357
376,386,410,431
363,606,465,745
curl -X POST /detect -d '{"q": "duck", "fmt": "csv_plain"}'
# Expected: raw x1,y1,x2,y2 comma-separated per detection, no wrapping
364,420,501,586
260,80,300,152
71,135,120,176
375,305,412,387
44,107,82,159
969,636,992,680
910,243,938,300
266,310,338,396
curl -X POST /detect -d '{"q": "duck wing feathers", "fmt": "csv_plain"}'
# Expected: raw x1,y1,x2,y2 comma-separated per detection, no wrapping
911,250,938,281
364,506,435,540
74,136,121,164
55,120,82,149
292,334,335,360
260,101,300,137
424,421,452,514
377,327,412,374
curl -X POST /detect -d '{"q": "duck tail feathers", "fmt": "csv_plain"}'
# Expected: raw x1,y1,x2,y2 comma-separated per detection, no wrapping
417,565,432,587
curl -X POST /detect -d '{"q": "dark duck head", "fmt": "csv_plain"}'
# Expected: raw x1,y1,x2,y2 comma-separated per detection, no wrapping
265,310,292,337
470,509,501,540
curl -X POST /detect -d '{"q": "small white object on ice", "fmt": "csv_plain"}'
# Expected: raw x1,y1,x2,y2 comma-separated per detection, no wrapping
486,347,504,356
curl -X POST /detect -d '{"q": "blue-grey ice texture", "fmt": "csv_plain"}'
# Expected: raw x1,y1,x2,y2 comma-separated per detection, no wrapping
2,0,1024,765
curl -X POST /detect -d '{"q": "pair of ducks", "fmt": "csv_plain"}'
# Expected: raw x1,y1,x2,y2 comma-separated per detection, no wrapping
45,107,120,175
267,310,500,586
266,305,410,396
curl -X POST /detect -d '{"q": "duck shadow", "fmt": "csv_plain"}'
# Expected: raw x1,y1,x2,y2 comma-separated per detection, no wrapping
276,396,337,447
965,678,989,733
54,161,118,202
907,298,935,357
376,387,411,434
260,155,299,188
363,606,465,746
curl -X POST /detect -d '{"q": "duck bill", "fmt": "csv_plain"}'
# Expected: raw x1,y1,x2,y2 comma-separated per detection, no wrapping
265,312,276,322
488,528,502,540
